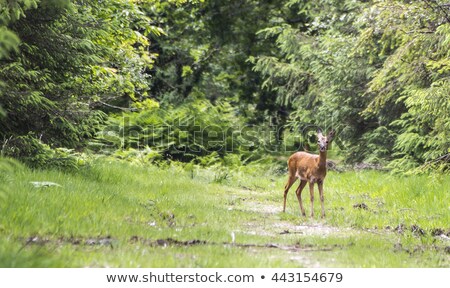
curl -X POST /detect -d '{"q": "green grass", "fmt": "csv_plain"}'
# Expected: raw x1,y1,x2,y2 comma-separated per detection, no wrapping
0,158,449,267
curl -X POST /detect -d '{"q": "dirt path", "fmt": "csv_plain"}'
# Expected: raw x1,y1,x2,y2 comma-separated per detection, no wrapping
226,188,358,267
230,188,351,237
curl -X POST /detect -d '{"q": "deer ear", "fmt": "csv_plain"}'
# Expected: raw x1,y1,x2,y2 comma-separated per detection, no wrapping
327,129,336,140
317,128,323,136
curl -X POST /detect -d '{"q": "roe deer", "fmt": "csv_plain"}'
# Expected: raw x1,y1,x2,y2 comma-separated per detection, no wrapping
283,129,335,218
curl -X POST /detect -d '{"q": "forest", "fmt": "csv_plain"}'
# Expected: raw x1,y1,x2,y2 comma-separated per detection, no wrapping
1,0,449,171
0,0,449,268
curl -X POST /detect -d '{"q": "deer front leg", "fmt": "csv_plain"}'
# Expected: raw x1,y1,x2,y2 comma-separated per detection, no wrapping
318,181,325,218
295,180,307,217
309,182,315,218
283,176,296,212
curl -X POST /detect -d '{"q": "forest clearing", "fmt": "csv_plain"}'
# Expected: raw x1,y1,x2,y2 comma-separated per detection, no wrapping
1,0,450,269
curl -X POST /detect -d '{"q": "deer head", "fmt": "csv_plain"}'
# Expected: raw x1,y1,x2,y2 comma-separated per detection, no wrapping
317,129,335,152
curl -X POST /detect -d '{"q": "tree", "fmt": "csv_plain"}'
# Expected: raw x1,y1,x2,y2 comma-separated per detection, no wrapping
0,0,159,166
356,0,450,171
252,0,383,160
145,0,286,120
253,0,450,171
0,0,42,117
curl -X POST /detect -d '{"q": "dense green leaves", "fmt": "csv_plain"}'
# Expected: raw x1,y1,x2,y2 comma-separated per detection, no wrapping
0,0,449,173
0,0,157,162
252,0,450,172
356,0,450,172
93,99,267,165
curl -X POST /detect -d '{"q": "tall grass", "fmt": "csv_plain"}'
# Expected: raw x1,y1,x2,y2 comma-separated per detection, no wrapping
324,171,450,230
225,166,450,230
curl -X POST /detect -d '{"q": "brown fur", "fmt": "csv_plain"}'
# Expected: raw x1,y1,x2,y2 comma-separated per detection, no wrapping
283,130,335,218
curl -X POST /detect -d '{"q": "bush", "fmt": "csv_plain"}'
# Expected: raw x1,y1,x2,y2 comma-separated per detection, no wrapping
1,134,83,170
92,99,265,164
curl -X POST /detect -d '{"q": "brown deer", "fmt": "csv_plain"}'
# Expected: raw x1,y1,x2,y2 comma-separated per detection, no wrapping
283,129,335,218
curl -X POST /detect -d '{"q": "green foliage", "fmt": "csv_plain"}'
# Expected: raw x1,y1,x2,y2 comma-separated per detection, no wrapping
1,134,84,170
356,1,450,172
0,0,159,167
0,0,39,23
2,0,450,271
0,26,20,58
94,99,252,163
253,0,379,163
145,0,283,121
252,0,450,172
1,0,449,173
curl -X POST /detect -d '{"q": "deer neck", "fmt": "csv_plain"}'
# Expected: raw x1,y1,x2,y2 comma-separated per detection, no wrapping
318,150,327,167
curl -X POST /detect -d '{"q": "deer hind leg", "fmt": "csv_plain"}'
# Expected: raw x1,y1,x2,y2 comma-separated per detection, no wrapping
283,176,296,212
318,181,325,218
309,182,315,218
295,180,307,216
